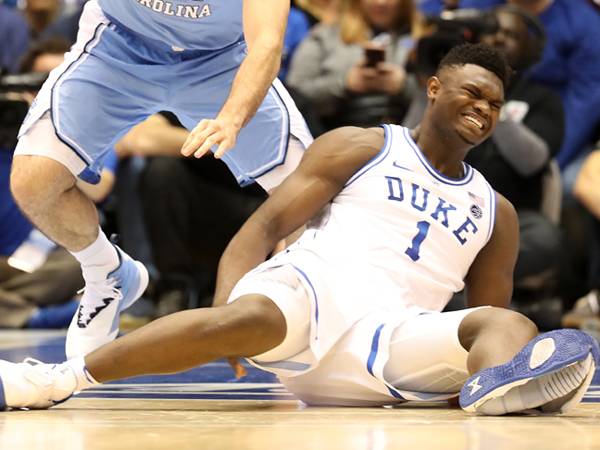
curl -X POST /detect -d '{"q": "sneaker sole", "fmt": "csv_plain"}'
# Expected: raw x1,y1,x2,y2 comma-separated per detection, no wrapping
459,329,598,412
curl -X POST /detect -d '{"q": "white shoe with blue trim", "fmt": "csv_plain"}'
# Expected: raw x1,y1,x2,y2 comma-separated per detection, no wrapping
0,359,76,410
66,246,148,359
459,329,599,415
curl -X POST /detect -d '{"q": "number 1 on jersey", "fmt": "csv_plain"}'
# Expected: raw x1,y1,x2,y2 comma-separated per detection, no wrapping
405,220,430,261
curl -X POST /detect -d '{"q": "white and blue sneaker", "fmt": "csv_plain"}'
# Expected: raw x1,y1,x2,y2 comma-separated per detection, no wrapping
0,359,76,410
66,246,149,359
459,329,599,415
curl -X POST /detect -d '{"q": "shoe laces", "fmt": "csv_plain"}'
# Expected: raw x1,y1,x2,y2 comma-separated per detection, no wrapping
76,276,124,320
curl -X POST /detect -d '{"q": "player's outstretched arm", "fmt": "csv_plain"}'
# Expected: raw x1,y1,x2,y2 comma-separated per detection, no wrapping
181,0,289,159
213,127,385,306
464,192,519,308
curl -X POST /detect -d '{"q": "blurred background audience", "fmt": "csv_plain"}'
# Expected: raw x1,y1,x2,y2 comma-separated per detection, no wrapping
287,0,416,133
1,0,600,340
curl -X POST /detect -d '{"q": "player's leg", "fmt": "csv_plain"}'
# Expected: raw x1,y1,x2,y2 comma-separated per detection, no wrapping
10,2,162,359
0,295,286,410
457,307,538,374
0,263,308,410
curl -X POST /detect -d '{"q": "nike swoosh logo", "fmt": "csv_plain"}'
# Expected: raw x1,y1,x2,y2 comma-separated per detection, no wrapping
392,161,412,171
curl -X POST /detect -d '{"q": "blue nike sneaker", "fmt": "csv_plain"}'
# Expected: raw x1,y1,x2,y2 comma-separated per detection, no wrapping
459,329,599,415
65,246,148,359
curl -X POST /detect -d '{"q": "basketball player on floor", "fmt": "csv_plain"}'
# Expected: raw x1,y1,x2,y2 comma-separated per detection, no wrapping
9,0,312,359
1,44,597,415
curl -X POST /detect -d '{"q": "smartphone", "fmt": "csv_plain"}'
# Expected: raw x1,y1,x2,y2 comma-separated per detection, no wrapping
364,47,385,68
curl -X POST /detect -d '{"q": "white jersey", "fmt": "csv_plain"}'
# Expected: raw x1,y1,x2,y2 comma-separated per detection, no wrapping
237,125,497,402
252,124,497,370
297,123,494,308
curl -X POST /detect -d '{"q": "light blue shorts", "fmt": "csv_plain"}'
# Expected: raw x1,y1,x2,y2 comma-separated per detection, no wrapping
17,0,312,187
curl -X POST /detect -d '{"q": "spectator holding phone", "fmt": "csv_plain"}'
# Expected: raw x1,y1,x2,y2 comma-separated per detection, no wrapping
287,0,416,133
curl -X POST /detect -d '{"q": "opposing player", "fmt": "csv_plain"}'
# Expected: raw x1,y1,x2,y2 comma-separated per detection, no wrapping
9,0,312,359
0,44,597,415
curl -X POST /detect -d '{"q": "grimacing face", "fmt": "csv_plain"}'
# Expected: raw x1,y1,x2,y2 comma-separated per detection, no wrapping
428,63,504,146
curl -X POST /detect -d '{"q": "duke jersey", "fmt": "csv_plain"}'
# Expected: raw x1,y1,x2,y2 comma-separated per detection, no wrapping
291,123,497,314
98,0,243,50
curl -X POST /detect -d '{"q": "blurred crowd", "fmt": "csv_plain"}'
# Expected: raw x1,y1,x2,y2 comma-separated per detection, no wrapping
1,0,600,337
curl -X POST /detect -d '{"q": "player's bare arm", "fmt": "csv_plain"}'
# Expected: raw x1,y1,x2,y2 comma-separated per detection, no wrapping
464,192,519,308
213,127,385,306
181,0,289,159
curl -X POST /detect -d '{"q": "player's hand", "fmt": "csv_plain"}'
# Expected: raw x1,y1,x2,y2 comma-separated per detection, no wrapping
181,118,240,159
227,357,247,379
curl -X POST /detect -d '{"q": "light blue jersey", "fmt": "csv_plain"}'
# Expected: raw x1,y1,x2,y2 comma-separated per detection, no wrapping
98,0,243,50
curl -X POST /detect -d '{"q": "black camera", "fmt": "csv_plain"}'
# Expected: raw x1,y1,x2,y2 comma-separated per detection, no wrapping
413,9,499,78
0,71,48,150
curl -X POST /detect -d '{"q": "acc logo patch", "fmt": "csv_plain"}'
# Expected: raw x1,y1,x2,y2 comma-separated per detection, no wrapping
470,204,483,219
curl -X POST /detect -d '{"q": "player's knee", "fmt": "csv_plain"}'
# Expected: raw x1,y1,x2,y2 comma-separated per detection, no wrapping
10,156,74,210
226,295,287,356
459,307,538,348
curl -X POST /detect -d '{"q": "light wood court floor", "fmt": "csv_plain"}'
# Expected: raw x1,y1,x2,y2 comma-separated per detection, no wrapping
0,331,599,450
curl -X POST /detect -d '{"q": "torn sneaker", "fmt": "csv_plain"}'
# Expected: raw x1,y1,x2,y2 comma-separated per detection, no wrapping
66,246,149,359
0,359,77,410
459,329,600,415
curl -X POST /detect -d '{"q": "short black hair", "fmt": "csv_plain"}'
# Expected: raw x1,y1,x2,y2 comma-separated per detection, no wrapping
437,43,511,90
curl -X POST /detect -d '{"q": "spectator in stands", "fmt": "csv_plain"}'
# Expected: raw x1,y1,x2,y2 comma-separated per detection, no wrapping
0,3,30,74
506,1,600,191
287,0,416,133
23,0,61,38
474,5,564,325
404,5,564,326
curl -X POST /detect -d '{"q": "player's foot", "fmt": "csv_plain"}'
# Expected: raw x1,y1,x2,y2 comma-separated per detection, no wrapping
66,246,149,359
0,359,76,410
459,329,599,415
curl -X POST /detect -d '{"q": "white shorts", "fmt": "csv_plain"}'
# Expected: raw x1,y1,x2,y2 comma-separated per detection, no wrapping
14,112,306,193
228,260,487,406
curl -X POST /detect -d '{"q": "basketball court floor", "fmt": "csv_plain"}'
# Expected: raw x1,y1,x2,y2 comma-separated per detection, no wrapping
0,330,598,450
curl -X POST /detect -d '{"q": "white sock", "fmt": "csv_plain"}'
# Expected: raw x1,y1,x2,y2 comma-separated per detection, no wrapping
63,356,101,392
70,228,119,282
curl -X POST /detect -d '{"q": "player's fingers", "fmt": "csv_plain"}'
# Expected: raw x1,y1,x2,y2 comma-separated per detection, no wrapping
181,120,211,155
213,137,235,159
193,131,223,158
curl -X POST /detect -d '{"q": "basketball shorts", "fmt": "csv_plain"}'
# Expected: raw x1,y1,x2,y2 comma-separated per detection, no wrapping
228,260,487,406
14,0,312,191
